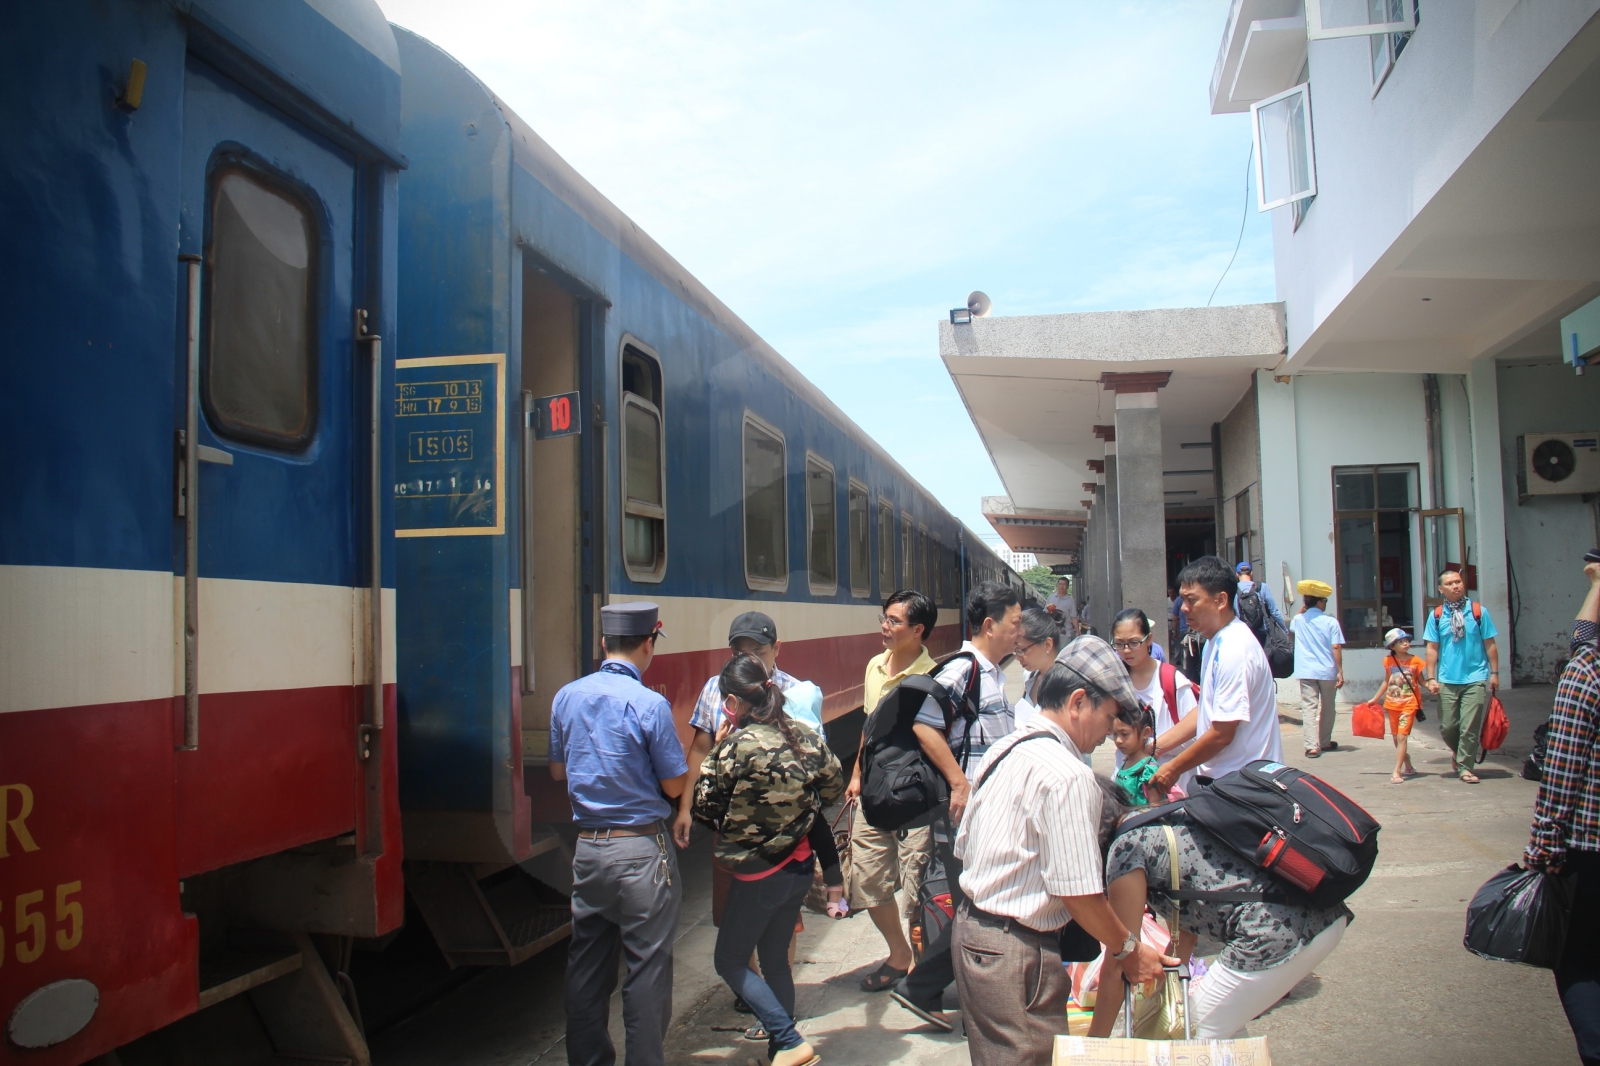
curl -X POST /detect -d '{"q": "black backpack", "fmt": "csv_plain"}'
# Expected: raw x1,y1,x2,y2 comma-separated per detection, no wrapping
858,653,978,831
1117,760,1380,908
1237,589,1294,679
1236,588,1268,639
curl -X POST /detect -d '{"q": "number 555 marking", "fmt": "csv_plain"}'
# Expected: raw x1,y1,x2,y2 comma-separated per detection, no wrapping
3,882,82,965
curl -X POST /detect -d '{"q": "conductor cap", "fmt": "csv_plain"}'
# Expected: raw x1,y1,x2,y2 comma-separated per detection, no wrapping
601,602,663,637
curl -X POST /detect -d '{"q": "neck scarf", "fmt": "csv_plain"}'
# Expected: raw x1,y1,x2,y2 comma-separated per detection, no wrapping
1443,599,1467,641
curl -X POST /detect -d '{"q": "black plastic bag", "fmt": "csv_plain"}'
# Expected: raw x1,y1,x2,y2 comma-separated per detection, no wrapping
1464,864,1575,969
1523,721,1551,782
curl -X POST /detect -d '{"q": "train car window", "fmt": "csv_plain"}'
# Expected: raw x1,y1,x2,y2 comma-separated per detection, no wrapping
931,533,944,604
806,455,837,594
848,481,871,598
743,415,788,591
621,343,665,580
877,498,895,597
918,526,930,597
901,514,914,589
204,167,318,448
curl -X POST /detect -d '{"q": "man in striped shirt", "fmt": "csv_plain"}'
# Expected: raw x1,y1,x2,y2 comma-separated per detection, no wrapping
951,636,1173,1064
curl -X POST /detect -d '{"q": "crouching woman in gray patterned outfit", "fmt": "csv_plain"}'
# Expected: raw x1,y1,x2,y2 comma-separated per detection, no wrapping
1087,789,1352,1040
693,653,845,1066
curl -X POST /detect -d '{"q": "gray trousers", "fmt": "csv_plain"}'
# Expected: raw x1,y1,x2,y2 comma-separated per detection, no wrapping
566,831,682,1066
1300,679,1337,751
952,906,1071,1066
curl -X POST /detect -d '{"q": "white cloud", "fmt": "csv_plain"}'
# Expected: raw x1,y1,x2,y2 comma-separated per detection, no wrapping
378,0,1274,535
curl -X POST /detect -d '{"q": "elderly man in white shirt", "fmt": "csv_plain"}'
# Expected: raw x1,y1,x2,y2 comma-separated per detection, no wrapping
952,636,1174,1064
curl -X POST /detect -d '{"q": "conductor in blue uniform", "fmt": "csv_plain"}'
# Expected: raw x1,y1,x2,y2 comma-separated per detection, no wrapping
550,601,688,1066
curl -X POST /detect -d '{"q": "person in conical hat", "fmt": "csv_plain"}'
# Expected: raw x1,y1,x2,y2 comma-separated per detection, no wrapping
1290,579,1345,758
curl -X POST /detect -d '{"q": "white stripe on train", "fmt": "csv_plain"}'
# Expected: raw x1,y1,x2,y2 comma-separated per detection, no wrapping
0,564,395,714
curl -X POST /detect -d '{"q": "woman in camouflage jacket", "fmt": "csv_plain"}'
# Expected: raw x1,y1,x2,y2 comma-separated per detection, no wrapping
693,653,844,1066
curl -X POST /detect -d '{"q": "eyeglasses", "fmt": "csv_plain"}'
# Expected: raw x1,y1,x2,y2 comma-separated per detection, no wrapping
1112,635,1150,651
1015,641,1039,656
879,615,907,627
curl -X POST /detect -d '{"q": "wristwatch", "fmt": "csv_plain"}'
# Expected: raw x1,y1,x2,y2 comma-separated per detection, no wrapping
1112,932,1138,961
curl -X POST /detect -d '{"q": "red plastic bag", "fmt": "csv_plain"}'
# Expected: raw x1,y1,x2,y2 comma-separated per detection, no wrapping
1481,696,1509,753
1352,701,1386,739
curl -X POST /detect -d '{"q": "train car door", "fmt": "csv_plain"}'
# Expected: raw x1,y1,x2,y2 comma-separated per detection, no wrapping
518,263,585,763
175,56,371,875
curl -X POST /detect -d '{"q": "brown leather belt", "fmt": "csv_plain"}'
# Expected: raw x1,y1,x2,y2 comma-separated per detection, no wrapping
577,821,665,841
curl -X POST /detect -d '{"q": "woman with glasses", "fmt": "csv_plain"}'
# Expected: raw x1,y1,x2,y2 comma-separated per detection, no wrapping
1111,608,1198,797
1013,607,1064,733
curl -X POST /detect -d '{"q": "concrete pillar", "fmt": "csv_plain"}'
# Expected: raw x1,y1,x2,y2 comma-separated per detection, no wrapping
1255,370,1303,609
1114,390,1170,638
1467,358,1511,688
1091,483,1108,635
1104,449,1122,626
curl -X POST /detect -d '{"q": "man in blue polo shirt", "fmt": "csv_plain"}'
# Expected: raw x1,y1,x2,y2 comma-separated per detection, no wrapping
550,602,689,1066
1423,569,1500,784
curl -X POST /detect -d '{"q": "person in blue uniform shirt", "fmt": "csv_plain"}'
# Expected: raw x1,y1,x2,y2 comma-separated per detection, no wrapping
550,602,689,1066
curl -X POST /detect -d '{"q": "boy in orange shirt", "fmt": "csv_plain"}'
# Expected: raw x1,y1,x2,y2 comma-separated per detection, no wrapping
1369,627,1426,783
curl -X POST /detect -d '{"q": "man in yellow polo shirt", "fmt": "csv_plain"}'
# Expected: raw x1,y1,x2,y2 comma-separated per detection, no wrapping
845,589,939,992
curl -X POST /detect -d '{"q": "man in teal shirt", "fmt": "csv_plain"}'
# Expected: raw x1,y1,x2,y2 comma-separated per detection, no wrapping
1422,569,1500,784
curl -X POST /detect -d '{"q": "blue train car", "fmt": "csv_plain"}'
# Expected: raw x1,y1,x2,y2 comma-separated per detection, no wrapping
390,28,1020,965
0,2,403,1061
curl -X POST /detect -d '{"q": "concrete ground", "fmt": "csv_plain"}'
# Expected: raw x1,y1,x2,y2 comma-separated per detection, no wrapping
370,675,1579,1066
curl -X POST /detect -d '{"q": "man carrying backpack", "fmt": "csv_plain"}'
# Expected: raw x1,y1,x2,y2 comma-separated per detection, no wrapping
885,581,1022,1032
1423,568,1500,785
1233,561,1286,636
846,590,939,994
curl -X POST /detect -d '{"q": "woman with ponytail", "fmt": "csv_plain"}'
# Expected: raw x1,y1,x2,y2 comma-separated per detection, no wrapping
693,653,844,1066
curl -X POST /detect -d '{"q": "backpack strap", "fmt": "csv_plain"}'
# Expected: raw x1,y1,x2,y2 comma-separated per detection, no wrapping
973,731,1062,791
1158,662,1177,730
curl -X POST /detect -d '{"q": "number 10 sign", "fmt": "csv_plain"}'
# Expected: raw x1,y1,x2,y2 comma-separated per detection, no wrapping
531,392,581,440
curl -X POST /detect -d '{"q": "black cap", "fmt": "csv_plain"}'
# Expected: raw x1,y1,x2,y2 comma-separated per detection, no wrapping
601,602,662,637
728,611,778,646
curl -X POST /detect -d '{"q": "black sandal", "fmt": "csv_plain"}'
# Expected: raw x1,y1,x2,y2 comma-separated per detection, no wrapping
859,961,910,992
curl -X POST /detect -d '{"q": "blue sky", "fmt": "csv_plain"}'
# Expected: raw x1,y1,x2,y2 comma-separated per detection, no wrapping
377,0,1277,550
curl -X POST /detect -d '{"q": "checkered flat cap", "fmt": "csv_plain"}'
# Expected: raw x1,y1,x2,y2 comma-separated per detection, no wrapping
1055,634,1141,713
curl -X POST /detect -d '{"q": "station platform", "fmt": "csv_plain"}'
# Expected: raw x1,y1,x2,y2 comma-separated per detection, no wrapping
370,676,1578,1066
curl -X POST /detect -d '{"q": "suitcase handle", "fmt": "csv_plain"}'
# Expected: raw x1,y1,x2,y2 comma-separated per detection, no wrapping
1122,962,1192,1041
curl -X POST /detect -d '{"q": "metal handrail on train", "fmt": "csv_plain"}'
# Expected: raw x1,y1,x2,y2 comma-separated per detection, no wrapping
179,254,202,751
356,308,384,735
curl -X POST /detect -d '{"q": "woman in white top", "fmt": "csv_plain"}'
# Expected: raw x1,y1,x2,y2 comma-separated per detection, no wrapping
1011,606,1064,733
1112,608,1198,794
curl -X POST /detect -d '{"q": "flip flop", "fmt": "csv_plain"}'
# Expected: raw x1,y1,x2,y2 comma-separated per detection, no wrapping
1460,771,1481,784
1305,749,1321,758
889,991,954,1032
1389,774,1406,783
859,961,909,992
742,1026,768,1042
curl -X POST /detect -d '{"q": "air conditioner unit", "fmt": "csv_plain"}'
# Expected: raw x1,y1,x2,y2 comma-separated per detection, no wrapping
1517,432,1600,500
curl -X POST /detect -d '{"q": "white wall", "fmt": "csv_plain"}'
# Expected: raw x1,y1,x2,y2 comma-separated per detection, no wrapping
1497,357,1600,682
1288,373,1431,696
1275,2,1600,354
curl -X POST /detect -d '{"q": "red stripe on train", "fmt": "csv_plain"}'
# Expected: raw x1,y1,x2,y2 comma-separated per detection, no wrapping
0,686,402,1066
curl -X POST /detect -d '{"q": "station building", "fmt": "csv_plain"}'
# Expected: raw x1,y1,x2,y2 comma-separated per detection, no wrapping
948,0,1600,692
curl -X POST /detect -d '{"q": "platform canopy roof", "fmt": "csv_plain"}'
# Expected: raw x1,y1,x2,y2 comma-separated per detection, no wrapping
942,303,1287,560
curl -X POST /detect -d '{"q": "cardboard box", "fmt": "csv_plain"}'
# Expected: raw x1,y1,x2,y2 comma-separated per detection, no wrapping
1053,1035,1272,1066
